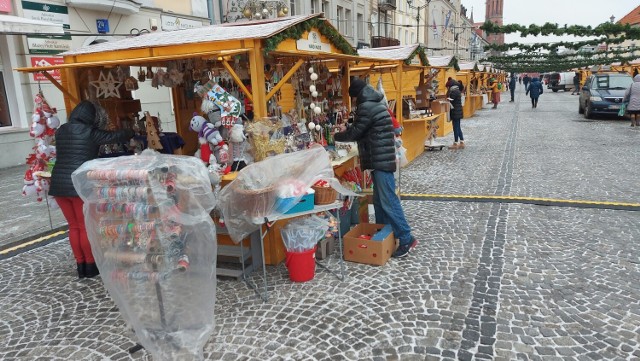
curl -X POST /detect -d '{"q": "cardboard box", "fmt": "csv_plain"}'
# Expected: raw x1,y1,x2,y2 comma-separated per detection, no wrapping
343,223,396,266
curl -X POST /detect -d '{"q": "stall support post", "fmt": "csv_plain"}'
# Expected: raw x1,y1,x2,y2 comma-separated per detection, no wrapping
341,61,350,109
61,67,81,111
396,62,403,123
248,41,267,119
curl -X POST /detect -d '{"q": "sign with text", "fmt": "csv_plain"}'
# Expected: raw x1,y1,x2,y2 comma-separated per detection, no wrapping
96,19,109,33
30,56,63,81
160,15,203,31
22,1,71,55
0,0,12,13
296,30,331,53
27,34,72,54
22,1,70,28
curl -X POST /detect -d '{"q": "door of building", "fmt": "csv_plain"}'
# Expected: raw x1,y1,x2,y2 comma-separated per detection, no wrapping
0,72,11,127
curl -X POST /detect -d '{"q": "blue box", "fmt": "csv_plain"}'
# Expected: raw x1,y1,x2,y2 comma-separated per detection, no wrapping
275,193,315,214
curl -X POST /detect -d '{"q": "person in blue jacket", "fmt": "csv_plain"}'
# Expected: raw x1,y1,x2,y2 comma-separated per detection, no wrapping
526,77,544,108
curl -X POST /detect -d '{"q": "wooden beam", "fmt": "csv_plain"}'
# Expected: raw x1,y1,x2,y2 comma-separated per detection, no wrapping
396,61,403,124
266,58,304,101
41,71,79,105
221,60,253,103
248,43,267,118
341,61,350,109
361,64,376,78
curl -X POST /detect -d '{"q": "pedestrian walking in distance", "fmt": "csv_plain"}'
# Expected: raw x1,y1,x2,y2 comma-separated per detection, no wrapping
49,101,134,278
509,73,517,102
624,74,640,127
571,72,581,95
334,78,418,258
523,74,531,91
526,77,544,108
447,84,465,149
489,78,501,109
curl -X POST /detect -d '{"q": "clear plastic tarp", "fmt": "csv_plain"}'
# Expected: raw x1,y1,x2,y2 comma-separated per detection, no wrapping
72,149,217,360
219,145,357,243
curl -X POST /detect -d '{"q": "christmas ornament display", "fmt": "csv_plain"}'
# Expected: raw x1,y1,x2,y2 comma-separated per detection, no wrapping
22,91,60,202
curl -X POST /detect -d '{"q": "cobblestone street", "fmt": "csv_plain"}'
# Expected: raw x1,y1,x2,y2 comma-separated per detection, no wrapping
1,88,639,360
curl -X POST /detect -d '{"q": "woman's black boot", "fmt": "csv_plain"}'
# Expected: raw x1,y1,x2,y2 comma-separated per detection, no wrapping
84,263,100,278
77,263,86,278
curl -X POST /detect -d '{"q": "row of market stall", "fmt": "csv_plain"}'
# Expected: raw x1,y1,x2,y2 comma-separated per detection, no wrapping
17,13,507,166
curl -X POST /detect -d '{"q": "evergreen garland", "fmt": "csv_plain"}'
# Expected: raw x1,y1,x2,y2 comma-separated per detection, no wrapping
263,18,357,56
481,21,640,38
484,36,634,52
403,46,430,66
448,56,460,71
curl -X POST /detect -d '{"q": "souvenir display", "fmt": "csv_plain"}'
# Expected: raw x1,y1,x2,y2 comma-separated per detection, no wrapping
71,150,217,360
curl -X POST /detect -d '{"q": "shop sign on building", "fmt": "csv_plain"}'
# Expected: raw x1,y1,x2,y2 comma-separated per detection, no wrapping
27,34,72,54
0,0,12,13
296,30,331,53
160,15,202,31
22,1,71,55
30,56,63,81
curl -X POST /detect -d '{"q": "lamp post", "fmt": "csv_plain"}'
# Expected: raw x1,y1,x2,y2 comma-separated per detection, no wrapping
406,0,430,44
454,24,468,59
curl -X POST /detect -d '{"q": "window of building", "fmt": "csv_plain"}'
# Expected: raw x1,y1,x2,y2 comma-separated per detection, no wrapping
0,72,10,127
357,13,364,40
289,0,295,15
311,0,319,14
336,6,343,33
321,0,327,14
345,9,352,36
405,30,408,44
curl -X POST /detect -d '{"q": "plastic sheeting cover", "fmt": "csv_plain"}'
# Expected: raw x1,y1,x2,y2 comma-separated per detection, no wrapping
71,150,217,361
219,145,357,243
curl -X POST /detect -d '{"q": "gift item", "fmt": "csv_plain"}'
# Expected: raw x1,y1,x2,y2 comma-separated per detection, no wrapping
71,150,217,360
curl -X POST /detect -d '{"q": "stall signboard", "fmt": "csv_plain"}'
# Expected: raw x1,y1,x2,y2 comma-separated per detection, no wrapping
30,56,63,81
0,0,12,13
22,1,71,55
296,30,331,53
161,15,203,31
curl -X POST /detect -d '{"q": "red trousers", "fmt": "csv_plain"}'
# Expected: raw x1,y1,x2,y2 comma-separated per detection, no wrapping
55,196,94,263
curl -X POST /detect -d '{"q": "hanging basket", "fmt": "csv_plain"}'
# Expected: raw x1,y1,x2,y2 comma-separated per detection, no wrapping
311,186,337,205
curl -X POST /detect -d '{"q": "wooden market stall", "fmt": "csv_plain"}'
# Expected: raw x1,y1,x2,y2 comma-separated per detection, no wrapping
457,61,479,119
355,44,442,162
17,14,381,268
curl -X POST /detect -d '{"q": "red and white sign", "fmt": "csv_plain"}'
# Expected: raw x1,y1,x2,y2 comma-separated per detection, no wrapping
30,56,63,81
0,0,11,13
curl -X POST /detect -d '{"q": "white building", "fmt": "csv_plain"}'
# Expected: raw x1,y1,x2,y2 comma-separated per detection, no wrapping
0,0,211,169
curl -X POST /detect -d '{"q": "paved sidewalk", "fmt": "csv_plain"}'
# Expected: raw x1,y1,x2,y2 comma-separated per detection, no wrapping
1,88,639,360
0,165,66,249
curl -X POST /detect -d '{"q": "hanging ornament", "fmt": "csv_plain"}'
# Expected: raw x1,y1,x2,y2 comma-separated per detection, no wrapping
310,73,319,81
312,91,318,97
315,125,321,131
308,67,314,74
309,84,316,93
47,115,60,129
309,102,316,110
308,121,316,129
314,107,322,115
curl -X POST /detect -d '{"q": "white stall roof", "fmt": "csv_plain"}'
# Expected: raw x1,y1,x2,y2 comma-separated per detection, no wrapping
426,55,453,67
357,44,420,61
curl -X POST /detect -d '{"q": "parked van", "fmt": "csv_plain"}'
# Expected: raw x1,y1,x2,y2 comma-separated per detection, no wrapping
549,72,575,92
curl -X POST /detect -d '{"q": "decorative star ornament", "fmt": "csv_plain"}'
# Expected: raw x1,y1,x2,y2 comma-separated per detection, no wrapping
90,71,122,99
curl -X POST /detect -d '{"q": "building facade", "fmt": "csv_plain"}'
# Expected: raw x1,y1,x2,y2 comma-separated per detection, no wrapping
0,0,210,168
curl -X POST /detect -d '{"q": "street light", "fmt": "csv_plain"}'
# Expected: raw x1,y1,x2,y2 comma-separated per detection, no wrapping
406,0,431,44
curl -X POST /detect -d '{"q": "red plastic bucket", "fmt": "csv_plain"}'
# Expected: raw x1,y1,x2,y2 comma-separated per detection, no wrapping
285,246,317,282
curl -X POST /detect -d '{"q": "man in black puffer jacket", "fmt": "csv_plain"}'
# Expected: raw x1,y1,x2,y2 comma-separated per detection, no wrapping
50,100,134,278
334,79,418,258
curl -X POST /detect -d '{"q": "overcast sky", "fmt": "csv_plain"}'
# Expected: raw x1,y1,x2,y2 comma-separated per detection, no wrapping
461,0,635,44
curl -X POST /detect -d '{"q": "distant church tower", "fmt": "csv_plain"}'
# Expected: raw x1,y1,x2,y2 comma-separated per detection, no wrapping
485,0,504,46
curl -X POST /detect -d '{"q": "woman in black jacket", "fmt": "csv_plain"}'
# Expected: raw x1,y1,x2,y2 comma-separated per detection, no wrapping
49,101,134,278
334,79,418,258
448,85,464,149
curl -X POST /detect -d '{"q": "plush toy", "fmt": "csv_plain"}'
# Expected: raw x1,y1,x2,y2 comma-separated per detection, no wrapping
229,123,248,171
22,169,37,197
190,114,223,146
